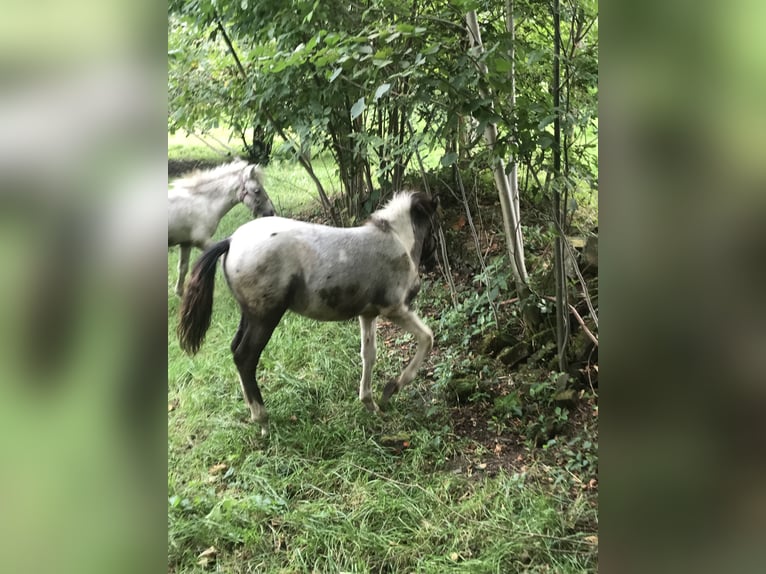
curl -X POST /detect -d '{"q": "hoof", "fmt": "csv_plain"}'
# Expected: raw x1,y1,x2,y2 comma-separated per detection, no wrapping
381,380,399,405
361,396,381,414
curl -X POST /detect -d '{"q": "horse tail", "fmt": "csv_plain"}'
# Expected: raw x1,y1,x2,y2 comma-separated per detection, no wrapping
177,239,231,355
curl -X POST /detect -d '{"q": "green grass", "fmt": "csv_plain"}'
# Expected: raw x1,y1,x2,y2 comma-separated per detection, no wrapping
168,129,236,163
168,145,597,573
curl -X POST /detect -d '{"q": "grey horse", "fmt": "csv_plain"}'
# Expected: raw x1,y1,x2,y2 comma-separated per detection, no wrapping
177,191,438,436
168,159,275,296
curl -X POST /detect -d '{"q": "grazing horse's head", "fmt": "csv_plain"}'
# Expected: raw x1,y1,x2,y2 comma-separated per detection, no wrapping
239,165,276,217
409,192,439,269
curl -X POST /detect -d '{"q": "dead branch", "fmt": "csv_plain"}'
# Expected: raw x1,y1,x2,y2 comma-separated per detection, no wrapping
544,296,598,347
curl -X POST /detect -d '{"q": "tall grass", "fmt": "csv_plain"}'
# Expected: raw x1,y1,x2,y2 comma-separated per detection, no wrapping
168,148,597,573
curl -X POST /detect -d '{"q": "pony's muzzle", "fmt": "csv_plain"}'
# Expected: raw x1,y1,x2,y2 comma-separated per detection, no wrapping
259,205,276,217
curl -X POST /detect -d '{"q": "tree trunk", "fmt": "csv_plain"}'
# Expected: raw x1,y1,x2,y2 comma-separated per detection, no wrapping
506,0,521,231
552,0,569,372
465,10,530,296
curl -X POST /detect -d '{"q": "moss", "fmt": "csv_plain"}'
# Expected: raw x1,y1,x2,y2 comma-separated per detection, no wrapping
442,376,478,406
497,342,530,367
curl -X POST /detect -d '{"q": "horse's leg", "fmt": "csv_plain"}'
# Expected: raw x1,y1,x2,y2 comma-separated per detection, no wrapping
231,310,285,437
175,243,191,297
380,309,434,406
358,315,380,413
230,313,247,356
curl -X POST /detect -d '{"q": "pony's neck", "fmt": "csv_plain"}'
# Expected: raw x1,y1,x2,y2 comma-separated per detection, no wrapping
202,168,244,218
388,217,416,256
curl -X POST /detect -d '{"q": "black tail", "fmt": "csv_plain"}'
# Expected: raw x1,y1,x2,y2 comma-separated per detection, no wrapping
177,239,231,354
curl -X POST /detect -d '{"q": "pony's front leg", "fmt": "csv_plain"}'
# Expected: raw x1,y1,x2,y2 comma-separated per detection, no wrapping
380,309,433,406
175,243,191,297
358,315,380,413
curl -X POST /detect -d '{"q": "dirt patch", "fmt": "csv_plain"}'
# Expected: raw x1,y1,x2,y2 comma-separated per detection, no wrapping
449,400,528,477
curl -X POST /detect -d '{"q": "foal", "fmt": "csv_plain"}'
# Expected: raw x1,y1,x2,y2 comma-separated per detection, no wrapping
168,159,275,296
177,191,438,436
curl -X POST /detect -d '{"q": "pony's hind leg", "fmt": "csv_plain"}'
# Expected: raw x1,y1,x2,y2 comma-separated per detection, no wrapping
175,243,192,297
231,314,247,355
358,315,380,413
231,310,285,437
380,309,434,406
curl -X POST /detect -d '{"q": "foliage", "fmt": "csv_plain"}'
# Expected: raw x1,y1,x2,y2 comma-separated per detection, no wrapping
168,0,598,222
168,16,274,163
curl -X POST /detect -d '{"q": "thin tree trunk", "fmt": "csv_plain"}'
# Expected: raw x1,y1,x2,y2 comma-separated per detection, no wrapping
408,120,458,308
465,10,529,296
506,0,521,230
552,0,569,372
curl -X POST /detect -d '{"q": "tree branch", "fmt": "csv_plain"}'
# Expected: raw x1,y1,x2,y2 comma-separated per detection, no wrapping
213,11,247,79
544,296,598,347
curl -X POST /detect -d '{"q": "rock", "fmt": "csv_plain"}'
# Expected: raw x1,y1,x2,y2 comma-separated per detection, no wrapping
478,331,515,356
443,376,477,405
497,342,530,367
554,388,577,407
584,234,598,268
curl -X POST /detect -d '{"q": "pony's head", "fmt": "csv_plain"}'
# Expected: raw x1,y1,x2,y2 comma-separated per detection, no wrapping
239,164,276,217
409,192,439,269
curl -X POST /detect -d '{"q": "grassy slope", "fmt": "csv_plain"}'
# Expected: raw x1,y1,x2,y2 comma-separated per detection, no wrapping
168,150,597,573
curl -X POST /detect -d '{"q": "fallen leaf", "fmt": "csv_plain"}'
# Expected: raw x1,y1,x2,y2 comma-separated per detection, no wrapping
449,552,459,561
584,535,598,546
208,463,228,475
197,546,217,566
168,399,179,412
494,443,503,454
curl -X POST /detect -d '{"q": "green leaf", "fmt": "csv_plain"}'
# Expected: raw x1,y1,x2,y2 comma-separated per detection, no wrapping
489,56,512,74
329,67,342,82
538,115,556,130
350,97,365,120
440,152,458,167
374,83,391,101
